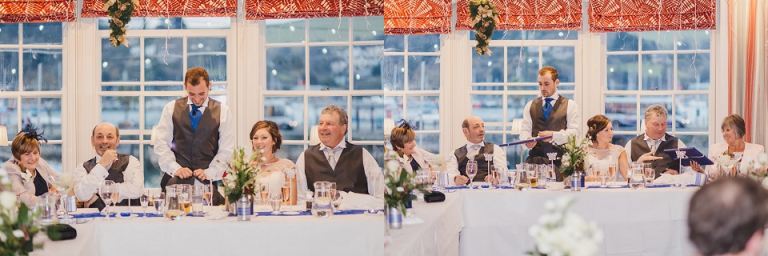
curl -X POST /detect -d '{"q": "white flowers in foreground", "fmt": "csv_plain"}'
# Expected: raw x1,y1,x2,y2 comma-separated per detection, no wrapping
716,154,738,168
528,196,603,256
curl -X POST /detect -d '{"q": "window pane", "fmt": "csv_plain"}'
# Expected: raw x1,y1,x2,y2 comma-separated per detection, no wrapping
353,17,384,41
0,50,19,91
145,38,183,82
611,134,637,150
406,96,439,131
264,97,303,140
22,23,62,45
188,37,227,82
102,85,140,91
678,135,709,156
0,147,11,164
266,19,305,44
677,30,711,50
542,46,575,83
98,18,144,30
102,96,140,130
507,46,539,83
641,31,674,51
415,133,439,155
145,96,178,129
266,47,305,91
0,24,19,44
22,98,61,140
384,36,404,52
605,95,638,132
144,144,162,188
180,18,231,29
276,144,304,164
471,95,503,131
484,134,505,159
307,96,347,126
23,49,62,91
309,18,349,42
506,134,526,168
607,32,639,52
0,98,18,139
145,85,183,91
353,46,383,90
39,143,62,172
606,55,638,90
472,47,504,83
471,30,577,41
381,56,404,91
102,38,140,82
678,53,710,90
641,54,673,91
351,96,384,140
507,95,538,121
408,34,440,52
384,96,403,122
116,144,140,160
361,145,384,167
676,94,708,132
408,56,439,90
309,46,349,90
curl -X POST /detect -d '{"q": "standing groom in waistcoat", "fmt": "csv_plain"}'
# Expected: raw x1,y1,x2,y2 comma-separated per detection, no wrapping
154,67,234,205
295,105,383,200
520,66,581,181
445,116,508,185
74,122,144,211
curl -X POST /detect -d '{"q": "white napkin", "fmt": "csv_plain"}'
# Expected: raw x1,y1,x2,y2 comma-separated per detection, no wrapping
653,172,705,185
339,192,383,210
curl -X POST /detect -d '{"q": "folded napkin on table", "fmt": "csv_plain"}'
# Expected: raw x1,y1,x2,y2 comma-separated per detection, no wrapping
339,192,383,210
654,172,706,186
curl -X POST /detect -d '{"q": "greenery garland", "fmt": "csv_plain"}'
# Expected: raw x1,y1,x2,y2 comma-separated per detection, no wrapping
104,0,137,47
469,0,499,56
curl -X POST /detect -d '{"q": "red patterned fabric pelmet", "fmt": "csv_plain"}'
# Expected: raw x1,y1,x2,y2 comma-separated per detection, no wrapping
0,0,76,23
384,0,452,35
588,0,716,32
81,0,236,18
245,0,383,20
456,0,582,31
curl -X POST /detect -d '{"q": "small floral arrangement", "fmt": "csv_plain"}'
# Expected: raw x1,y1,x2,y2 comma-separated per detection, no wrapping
0,168,43,255
557,135,589,178
49,171,81,193
740,153,768,181
469,0,500,55
424,155,449,173
222,147,262,204
528,196,603,256
716,154,739,168
383,146,431,216
103,0,137,47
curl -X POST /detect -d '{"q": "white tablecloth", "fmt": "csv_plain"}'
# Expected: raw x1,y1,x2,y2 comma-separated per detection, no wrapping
385,192,464,256
35,207,384,256
459,187,698,255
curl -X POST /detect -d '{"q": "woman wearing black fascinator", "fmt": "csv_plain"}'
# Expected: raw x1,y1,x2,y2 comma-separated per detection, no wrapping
2,124,59,206
389,120,435,173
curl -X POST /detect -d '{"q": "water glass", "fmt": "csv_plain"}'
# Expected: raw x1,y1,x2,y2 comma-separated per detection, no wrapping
139,191,149,217
270,193,282,215
526,164,538,188
628,165,646,190
597,168,609,187
37,193,58,225
515,170,530,191
191,185,205,216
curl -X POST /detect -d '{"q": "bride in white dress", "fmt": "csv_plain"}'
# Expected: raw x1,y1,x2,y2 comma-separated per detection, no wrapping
584,115,629,181
249,121,296,197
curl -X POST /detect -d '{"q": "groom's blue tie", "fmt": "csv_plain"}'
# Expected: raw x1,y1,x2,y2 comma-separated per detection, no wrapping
189,104,201,131
542,97,554,120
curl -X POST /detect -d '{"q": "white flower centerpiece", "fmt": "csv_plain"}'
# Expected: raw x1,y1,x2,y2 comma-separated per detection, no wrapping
740,153,768,188
528,196,603,256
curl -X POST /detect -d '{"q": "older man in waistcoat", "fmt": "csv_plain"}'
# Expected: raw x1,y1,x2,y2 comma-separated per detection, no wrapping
295,105,383,200
154,67,234,205
624,104,691,178
446,116,508,185
74,123,144,211
520,66,581,181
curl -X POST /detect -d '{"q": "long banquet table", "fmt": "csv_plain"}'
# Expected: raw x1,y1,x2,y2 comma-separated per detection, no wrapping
459,187,698,255
32,187,698,256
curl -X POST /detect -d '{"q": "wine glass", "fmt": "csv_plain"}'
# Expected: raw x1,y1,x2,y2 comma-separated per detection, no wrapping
99,181,114,221
269,193,282,215
466,160,478,189
110,183,121,216
608,163,617,184
329,182,337,198
152,192,165,215
331,191,342,213
597,167,609,188
259,183,270,206
139,191,149,218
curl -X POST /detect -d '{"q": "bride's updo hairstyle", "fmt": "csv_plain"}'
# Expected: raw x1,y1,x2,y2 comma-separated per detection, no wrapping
586,115,611,143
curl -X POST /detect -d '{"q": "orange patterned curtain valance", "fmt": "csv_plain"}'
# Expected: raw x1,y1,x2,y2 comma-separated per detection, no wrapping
82,0,237,18
384,0,452,35
588,0,716,32
245,0,383,20
0,0,76,23
456,0,582,31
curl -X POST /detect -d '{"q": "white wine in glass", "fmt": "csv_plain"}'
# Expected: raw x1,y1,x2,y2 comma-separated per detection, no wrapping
139,192,149,217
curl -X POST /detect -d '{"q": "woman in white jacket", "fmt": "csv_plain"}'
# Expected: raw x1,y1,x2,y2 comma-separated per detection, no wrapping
389,120,435,173
691,114,765,175
2,125,58,207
